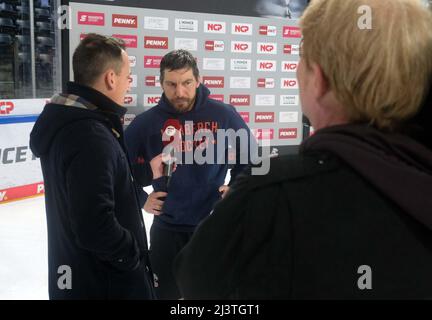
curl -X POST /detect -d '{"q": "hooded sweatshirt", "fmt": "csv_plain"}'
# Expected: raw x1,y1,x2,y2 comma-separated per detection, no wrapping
125,84,254,231
30,82,155,299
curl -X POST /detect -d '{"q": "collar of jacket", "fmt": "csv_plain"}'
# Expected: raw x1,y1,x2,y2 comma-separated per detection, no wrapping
66,81,127,118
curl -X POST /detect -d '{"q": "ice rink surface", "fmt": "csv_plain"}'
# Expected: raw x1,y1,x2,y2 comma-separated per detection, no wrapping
0,188,155,300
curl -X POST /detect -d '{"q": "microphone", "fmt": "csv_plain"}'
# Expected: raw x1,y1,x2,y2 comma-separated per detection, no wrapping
161,119,181,187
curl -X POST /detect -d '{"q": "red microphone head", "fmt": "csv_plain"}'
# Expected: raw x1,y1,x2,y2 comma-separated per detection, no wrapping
162,119,182,147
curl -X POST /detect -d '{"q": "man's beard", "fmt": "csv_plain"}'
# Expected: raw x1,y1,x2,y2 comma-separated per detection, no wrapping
171,97,195,112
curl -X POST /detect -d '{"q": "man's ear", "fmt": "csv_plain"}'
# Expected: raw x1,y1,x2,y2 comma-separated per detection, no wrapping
311,63,329,99
196,76,201,88
104,69,116,90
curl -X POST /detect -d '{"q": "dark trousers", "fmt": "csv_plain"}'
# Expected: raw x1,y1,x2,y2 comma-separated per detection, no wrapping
149,224,194,300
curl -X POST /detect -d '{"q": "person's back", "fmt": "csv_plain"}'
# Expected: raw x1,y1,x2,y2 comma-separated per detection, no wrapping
174,0,432,299
180,150,432,299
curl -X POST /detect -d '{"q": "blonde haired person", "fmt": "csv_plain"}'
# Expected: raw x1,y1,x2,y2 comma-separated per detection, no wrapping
174,0,432,299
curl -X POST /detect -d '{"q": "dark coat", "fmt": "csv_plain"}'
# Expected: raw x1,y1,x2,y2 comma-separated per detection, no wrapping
30,82,156,299
174,124,432,299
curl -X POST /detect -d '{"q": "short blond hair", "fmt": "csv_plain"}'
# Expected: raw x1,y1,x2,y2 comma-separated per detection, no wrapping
299,0,432,130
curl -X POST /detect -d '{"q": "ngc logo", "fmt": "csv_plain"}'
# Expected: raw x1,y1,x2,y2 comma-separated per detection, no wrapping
123,94,137,107
281,78,298,89
112,34,137,48
283,26,302,38
229,95,250,106
204,21,226,34
281,61,298,72
231,23,253,35
144,36,169,49
255,112,275,123
145,76,160,87
128,55,136,67
143,94,161,107
253,129,274,140
257,42,277,55
238,112,250,123
205,40,225,52
256,60,277,72
0,101,14,114
129,75,137,88
279,128,298,139
283,44,300,55
259,25,277,36
231,41,252,53
202,76,224,88
144,56,163,68
209,94,224,102
78,12,104,26
175,19,198,32
257,78,275,89
112,14,137,28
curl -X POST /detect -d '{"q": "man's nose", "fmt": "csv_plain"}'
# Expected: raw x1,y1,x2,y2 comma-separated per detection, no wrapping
175,85,186,97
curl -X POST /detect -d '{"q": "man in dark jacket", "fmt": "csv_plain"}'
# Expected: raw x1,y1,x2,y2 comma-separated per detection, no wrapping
125,49,256,299
174,0,432,299
30,34,156,299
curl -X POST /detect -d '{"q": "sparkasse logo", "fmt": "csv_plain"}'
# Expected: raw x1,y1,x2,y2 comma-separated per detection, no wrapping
202,76,224,88
253,128,274,140
112,14,137,28
144,36,169,49
283,26,301,38
78,12,104,26
112,34,137,48
144,56,163,68
229,95,250,106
